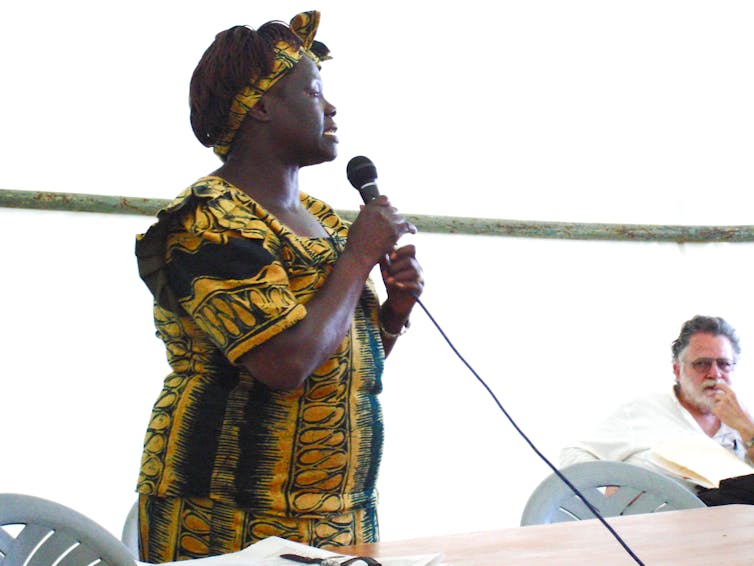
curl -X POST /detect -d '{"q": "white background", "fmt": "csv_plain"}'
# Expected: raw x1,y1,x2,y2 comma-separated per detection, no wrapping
3,0,754,548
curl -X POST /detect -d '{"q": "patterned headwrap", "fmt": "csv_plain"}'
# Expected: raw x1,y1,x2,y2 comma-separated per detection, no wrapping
213,10,331,159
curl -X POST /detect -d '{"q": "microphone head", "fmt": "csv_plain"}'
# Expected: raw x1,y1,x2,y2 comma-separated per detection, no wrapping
346,156,378,190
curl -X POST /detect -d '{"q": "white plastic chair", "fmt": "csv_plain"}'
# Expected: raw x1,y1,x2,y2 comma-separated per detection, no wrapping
520,460,705,526
0,493,136,566
120,499,139,560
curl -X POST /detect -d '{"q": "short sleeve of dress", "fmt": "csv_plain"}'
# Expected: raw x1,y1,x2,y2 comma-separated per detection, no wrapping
156,183,308,363
166,232,306,363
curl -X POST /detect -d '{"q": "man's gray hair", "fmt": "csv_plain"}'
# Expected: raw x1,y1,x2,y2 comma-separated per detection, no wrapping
671,315,741,361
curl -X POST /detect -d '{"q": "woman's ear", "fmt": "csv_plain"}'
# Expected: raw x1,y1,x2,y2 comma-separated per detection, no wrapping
248,97,271,122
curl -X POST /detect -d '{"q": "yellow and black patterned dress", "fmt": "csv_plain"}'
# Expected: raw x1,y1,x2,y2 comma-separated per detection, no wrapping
135,177,385,560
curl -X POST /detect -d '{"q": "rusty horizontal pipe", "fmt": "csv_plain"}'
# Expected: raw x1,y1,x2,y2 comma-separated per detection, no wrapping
2,188,753,243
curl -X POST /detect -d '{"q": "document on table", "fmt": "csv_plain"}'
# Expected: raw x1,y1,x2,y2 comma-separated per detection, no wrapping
649,435,754,488
137,535,445,566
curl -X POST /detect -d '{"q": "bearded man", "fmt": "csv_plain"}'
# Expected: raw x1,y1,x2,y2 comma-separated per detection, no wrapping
560,315,754,502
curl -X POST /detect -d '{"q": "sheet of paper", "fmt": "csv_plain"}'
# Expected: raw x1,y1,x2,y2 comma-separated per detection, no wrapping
649,435,754,488
137,535,445,566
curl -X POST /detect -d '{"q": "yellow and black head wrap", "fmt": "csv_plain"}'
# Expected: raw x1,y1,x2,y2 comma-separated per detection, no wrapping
213,10,331,159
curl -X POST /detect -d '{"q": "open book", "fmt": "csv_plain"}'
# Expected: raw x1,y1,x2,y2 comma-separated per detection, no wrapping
137,536,445,566
648,435,754,489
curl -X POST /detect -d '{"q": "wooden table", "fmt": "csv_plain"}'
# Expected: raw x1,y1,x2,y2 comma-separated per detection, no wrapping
335,505,754,565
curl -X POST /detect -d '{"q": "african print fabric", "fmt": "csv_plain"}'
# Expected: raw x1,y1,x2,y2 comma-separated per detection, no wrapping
137,494,379,561
134,177,385,556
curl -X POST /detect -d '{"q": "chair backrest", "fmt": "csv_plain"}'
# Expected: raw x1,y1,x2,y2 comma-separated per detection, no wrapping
0,493,136,566
520,460,706,526
120,500,139,559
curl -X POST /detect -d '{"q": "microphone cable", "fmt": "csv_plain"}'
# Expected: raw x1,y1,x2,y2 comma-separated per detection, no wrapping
412,296,645,566
344,154,641,562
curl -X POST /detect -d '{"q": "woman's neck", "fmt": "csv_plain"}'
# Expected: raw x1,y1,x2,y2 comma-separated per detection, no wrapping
213,158,301,211
212,159,327,238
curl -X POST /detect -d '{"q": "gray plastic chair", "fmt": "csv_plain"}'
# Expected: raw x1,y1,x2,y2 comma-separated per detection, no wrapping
520,460,706,526
0,493,136,566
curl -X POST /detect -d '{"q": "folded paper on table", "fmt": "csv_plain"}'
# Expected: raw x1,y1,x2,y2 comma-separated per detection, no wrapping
136,535,445,566
649,435,754,489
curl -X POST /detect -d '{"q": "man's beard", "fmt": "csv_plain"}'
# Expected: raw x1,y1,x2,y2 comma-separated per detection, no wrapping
678,374,718,413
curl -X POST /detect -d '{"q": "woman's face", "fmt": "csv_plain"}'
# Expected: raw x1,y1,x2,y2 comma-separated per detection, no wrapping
266,56,338,166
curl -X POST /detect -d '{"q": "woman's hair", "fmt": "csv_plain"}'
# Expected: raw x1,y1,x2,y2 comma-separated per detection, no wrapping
189,21,301,149
671,315,741,360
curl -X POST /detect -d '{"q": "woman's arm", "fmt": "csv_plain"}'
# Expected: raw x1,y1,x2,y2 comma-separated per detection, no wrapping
237,195,416,390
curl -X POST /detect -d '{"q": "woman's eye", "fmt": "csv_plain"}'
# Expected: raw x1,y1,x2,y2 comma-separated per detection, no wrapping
307,82,323,97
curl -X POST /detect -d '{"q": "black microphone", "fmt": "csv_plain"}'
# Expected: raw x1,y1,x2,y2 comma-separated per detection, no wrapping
346,156,380,203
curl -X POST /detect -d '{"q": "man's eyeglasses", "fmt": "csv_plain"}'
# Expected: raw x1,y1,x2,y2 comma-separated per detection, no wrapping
686,358,737,373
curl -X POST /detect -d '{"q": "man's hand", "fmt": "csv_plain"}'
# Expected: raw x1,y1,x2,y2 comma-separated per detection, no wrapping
712,381,754,441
